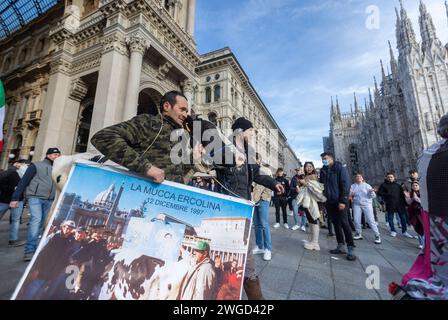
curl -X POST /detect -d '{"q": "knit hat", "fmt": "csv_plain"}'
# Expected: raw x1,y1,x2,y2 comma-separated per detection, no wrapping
438,113,448,139
231,117,253,132
46,147,61,155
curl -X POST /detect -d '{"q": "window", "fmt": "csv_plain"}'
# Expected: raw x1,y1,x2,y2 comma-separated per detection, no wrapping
206,76,211,82
205,87,211,103
215,74,220,80
214,85,221,102
19,48,28,62
3,56,11,71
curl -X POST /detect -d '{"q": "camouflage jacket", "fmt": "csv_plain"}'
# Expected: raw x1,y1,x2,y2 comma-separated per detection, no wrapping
91,114,195,184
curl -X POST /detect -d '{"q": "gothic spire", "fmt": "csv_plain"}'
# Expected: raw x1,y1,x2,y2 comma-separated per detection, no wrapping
331,96,335,116
419,0,439,53
396,0,418,51
380,59,387,82
354,92,359,113
336,95,341,116
446,1,448,26
374,76,379,93
368,87,375,110
389,40,398,77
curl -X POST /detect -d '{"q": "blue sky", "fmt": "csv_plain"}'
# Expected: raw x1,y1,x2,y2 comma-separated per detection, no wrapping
195,0,448,165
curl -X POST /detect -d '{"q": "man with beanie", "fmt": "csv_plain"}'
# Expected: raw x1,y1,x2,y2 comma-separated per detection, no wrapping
320,152,356,261
10,147,61,261
195,116,284,300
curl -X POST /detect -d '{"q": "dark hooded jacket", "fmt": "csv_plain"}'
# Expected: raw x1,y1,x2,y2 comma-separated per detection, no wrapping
214,144,278,201
319,161,350,205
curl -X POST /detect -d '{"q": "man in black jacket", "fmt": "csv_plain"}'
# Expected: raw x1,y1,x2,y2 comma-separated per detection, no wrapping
0,159,28,247
206,117,283,300
272,168,290,229
378,173,414,238
320,152,356,261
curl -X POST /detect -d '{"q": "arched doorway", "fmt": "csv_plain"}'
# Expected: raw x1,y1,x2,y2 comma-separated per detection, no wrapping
75,100,94,153
138,88,162,116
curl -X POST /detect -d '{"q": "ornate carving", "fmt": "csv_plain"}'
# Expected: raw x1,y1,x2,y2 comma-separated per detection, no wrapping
127,32,149,55
182,79,194,93
100,0,127,17
101,33,128,55
71,52,102,74
156,61,173,81
49,59,72,75
69,79,89,102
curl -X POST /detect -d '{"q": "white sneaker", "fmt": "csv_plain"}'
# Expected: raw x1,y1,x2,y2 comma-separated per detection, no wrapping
374,235,382,244
353,233,363,240
284,223,290,229
418,245,423,250
252,247,265,255
273,223,280,229
287,211,294,217
402,232,414,239
263,250,272,261
291,225,300,231
391,231,397,237
300,225,306,232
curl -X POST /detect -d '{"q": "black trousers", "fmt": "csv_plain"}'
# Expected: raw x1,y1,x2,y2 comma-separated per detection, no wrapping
326,203,354,247
302,207,318,225
273,197,288,224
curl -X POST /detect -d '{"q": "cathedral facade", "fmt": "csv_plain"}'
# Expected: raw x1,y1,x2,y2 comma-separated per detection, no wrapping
0,0,299,175
327,2,448,184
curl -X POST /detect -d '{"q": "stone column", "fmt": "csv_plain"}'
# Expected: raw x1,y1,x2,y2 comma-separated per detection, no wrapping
88,31,130,152
122,33,149,121
182,79,194,114
186,0,196,35
33,56,73,159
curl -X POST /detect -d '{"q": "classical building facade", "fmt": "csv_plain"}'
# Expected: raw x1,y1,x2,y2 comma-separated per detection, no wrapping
325,2,448,184
0,0,299,175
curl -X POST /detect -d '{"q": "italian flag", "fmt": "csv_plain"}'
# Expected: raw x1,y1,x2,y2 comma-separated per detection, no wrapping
0,80,5,153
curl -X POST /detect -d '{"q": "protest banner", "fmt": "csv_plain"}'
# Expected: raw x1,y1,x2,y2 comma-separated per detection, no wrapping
12,161,254,300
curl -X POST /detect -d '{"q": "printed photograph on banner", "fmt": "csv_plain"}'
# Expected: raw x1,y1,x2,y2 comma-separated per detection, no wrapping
12,162,254,300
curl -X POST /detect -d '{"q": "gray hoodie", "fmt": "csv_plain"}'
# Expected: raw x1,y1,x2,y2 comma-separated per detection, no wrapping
350,182,376,206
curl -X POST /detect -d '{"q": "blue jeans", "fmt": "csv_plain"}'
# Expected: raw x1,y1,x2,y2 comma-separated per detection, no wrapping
25,198,53,254
291,199,308,226
0,201,24,241
387,211,407,233
253,200,272,251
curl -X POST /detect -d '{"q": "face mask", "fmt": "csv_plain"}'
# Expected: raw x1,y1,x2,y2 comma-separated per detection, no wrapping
322,160,330,167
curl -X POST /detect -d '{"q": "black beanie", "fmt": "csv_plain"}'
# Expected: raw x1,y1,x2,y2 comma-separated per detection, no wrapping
46,147,61,155
231,117,253,132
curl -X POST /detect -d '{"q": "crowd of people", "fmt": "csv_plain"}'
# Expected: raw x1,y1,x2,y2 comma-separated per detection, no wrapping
0,148,61,262
1,90,446,300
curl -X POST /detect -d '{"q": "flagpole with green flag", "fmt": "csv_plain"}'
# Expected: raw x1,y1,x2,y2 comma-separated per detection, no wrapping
0,80,5,153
